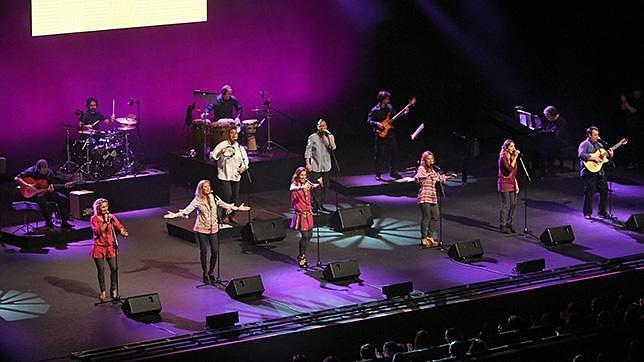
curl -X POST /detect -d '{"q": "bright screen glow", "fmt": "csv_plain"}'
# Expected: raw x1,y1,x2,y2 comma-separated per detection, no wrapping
31,0,207,36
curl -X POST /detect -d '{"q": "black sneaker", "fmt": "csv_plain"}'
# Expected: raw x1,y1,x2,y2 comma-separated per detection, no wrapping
202,273,209,284
598,213,611,219
390,172,403,180
584,214,592,220
375,174,383,181
506,224,516,233
208,274,216,284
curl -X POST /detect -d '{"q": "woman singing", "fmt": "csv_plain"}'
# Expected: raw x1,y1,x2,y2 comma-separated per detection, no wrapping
210,128,249,224
414,151,456,248
164,180,250,284
290,166,322,268
90,198,128,302
498,139,520,234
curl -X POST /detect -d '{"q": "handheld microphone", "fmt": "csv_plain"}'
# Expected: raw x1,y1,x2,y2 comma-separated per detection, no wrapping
433,164,442,172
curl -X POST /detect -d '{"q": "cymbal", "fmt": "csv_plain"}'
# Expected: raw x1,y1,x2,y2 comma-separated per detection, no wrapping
115,117,138,125
78,129,100,135
250,107,266,112
192,118,211,124
117,125,136,131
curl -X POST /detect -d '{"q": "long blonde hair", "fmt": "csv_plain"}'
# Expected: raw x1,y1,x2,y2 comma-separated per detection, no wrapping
92,198,108,217
419,151,434,169
500,139,514,158
195,180,211,199
291,166,307,184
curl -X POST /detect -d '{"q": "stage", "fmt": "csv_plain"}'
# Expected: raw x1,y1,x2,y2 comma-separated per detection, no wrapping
0,169,642,361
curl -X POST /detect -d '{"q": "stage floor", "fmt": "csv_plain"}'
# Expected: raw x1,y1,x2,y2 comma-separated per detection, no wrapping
1,170,642,361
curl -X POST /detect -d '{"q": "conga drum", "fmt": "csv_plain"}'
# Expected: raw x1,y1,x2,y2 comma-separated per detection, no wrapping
211,119,235,149
242,119,259,151
191,119,211,159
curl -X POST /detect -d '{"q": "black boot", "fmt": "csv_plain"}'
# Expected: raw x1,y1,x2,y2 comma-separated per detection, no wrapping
202,273,209,284
500,224,510,234
506,224,516,233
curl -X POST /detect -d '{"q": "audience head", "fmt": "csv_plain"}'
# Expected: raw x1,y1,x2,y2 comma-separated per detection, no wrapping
444,327,463,344
292,353,307,362
413,330,431,350
322,356,338,362
507,314,529,332
382,341,402,357
467,338,488,356
359,343,376,360
449,340,467,358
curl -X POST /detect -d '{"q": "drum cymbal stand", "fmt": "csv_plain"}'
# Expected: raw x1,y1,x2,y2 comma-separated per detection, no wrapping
258,91,288,153
58,125,79,175
75,136,95,180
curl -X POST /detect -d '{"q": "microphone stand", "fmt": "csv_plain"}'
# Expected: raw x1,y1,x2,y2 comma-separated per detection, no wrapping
327,133,341,212
517,155,537,239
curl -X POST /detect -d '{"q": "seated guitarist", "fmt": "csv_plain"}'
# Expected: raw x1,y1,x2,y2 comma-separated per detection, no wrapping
578,126,612,219
15,159,74,228
367,90,408,181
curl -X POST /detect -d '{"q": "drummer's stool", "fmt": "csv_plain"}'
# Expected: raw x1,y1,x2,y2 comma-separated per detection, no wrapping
11,201,61,233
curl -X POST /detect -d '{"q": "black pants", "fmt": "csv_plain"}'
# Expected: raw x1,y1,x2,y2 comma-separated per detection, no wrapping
93,257,117,292
499,191,518,226
35,191,70,225
374,134,397,175
298,230,313,257
195,232,218,274
219,179,240,215
582,172,608,216
419,203,440,240
309,171,328,209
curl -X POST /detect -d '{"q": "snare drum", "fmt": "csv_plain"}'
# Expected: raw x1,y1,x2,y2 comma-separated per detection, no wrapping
242,119,259,151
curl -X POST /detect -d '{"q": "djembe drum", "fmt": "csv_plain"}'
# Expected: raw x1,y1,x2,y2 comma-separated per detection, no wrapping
242,119,259,151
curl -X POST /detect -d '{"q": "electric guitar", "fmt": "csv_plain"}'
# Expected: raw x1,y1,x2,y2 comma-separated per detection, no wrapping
18,177,76,199
583,138,628,173
374,97,416,139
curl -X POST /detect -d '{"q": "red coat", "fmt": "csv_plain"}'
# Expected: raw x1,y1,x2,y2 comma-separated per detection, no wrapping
89,214,124,258
498,155,518,193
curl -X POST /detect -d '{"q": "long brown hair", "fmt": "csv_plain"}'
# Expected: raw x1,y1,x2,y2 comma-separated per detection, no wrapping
499,139,514,158
291,166,307,184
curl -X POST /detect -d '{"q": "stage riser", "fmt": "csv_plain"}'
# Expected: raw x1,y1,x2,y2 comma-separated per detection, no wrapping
78,170,170,213
167,152,302,192
0,224,92,250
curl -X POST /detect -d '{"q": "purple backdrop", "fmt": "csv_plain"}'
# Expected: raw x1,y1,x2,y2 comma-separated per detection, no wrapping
0,1,374,173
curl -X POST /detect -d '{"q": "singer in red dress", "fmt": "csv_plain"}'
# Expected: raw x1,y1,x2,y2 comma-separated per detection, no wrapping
498,139,520,234
290,166,322,268
90,198,128,301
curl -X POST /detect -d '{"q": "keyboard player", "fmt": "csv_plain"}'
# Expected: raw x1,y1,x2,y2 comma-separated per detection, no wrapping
535,106,568,177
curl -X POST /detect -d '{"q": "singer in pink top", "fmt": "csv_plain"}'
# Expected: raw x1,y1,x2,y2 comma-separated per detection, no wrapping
89,198,128,301
290,166,322,268
497,139,520,234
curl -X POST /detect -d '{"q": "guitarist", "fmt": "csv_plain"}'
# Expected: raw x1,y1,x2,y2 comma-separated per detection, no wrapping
15,159,74,228
578,126,612,219
367,90,408,181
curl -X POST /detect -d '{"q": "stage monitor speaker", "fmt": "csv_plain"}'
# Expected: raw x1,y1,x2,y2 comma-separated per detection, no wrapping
540,225,575,246
329,205,373,231
69,190,95,220
241,219,286,244
225,275,264,299
206,311,239,329
121,293,162,317
515,258,545,274
382,281,413,299
625,214,644,233
323,261,361,281
447,240,484,261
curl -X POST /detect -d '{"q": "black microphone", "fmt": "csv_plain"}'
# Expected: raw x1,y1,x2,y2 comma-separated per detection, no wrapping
433,164,442,172
597,137,608,146
105,210,114,223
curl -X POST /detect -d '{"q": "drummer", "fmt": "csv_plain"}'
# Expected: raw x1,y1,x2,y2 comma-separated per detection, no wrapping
79,97,115,130
204,84,243,130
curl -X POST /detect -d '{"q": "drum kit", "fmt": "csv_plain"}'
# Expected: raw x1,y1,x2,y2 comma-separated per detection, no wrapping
59,116,138,180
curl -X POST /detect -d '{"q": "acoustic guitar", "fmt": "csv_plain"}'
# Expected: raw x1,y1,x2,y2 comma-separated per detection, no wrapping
18,177,76,199
583,138,628,173
374,97,416,139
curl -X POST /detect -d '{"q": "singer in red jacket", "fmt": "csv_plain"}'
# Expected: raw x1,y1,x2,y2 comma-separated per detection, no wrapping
497,139,520,234
90,198,128,301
